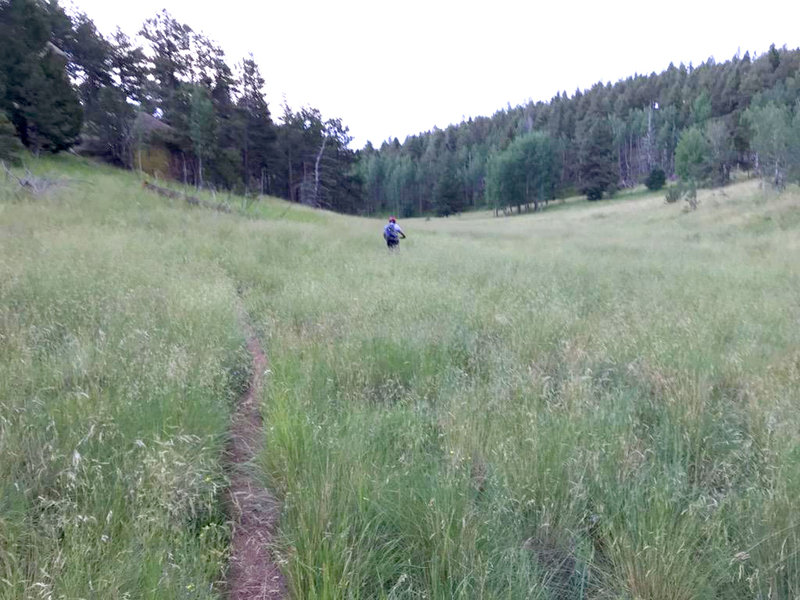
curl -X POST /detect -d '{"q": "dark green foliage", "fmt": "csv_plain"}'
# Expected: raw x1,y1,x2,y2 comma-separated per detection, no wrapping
139,10,193,127
236,56,277,193
84,86,135,165
434,154,462,216
0,0,82,152
580,118,616,201
275,105,359,209
358,46,800,216
0,111,24,165
17,51,83,152
645,167,666,191
189,86,216,186
768,43,781,71
109,30,147,104
3,0,800,214
62,13,114,109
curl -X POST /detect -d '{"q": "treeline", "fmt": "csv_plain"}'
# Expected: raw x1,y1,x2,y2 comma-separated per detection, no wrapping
361,46,800,216
2,0,799,217
0,0,361,210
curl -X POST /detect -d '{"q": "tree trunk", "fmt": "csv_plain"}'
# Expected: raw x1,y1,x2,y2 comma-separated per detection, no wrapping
243,125,249,194
314,136,328,206
774,157,781,188
287,153,293,201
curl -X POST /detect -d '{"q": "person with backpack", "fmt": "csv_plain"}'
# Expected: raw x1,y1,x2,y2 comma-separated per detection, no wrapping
383,217,406,250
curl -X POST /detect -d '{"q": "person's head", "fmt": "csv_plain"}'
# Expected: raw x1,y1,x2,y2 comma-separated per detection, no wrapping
389,217,396,223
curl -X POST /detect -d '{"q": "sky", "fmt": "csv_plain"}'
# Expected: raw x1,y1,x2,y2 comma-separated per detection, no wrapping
67,0,800,149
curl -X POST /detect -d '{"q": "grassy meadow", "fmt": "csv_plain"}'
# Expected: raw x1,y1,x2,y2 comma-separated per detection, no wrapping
1,156,800,599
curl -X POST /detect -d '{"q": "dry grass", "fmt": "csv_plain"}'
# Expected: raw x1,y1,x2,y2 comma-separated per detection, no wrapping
2,155,799,598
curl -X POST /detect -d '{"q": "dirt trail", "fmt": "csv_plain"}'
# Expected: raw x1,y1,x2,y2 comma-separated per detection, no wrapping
226,315,287,599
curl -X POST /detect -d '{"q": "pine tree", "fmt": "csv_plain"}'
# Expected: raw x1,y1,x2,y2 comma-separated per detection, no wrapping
109,29,147,105
434,153,461,216
61,13,113,111
0,0,82,152
580,117,616,201
645,167,666,191
236,57,276,193
85,86,135,165
768,43,781,71
0,111,24,164
139,11,193,130
18,50,83,152
189,86,216,186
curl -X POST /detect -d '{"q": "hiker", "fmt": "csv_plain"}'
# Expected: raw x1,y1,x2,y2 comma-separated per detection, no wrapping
383,216,406,250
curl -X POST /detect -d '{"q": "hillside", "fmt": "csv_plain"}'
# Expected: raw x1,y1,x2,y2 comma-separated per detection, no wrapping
3,1,800,218
2,156,800,599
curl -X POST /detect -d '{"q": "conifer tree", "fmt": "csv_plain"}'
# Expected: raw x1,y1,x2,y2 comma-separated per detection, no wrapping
434,153,462,216
0,111,24,164
237,57,276,193
85,86,135,165
18,50,82,152
580,117,616,200
0,0,82,152
189,86,216,186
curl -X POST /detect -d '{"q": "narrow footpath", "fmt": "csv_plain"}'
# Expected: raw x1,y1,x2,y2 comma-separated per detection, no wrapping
226,312,287,599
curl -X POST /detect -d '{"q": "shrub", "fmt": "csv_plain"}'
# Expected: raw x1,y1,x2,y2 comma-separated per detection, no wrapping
585,186,604,201
646,168,666,191
665,186,682,203
664,180,699,210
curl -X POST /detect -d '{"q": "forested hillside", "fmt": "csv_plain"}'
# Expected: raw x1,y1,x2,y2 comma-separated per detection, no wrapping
362,47,800,216
0,0,361,209
1,0,799,216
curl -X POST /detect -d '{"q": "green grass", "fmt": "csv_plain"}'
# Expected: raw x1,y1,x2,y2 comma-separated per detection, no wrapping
2,155,800,599
1,157,247,598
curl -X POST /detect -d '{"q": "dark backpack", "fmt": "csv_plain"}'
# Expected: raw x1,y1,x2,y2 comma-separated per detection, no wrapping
383,223,398,242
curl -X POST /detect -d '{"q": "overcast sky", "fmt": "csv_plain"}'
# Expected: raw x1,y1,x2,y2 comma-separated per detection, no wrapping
67,0,799,149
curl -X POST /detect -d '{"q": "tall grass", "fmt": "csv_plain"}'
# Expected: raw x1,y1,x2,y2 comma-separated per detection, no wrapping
1,158,247,598
239,181,800,598
2,156,800,598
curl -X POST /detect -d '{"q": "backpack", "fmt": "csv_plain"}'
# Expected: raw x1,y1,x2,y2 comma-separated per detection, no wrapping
383,223,398,242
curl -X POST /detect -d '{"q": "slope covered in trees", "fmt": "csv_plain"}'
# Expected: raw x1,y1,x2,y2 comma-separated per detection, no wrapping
1,0,799,215
0,0,361,210
362,47,800,216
